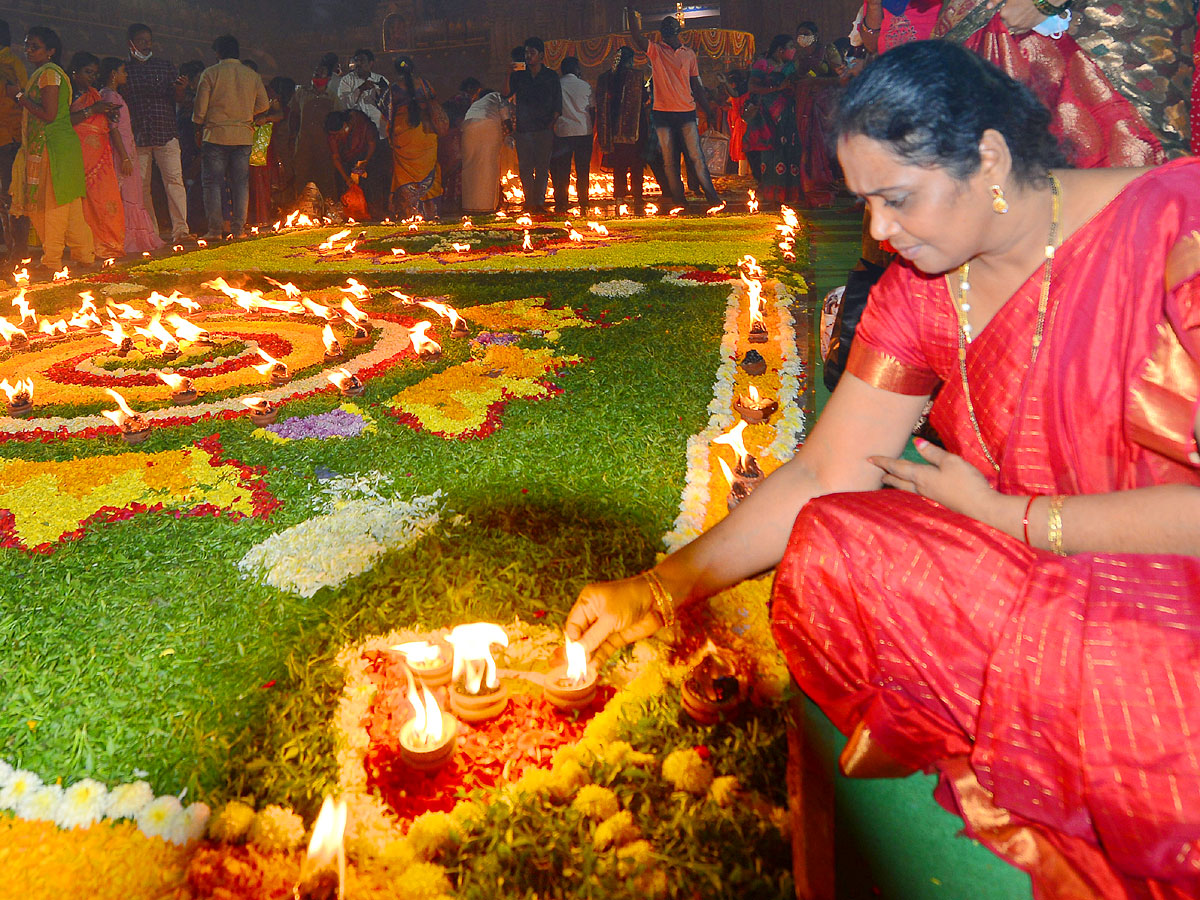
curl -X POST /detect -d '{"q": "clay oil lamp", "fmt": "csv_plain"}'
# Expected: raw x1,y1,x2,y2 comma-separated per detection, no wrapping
747,190,759,214
167,313,213,346
11,288,35,326
101,388,151,444
521,230,533,252
408,321,442,362
706,201,727,216
340,296,369,327
445,622,510,722
733,385,778,424
543,637,598,712
417,299,468,339
742,274,768,344
399,669,458,772
644,203,659,216
346,317,371,344
339,277,370,307
295,795,346,900
100,319,134,356
134,313,181,360
0,315,28,348
252,349,289,385
391,638,453,689
714,421,764,510
38,318,68,342
681,641,745,725
327,368,365,397
1,377,33,418
156,371,197,405
240,397,277,426
52,266,69,282
515,214,534,227
322,323,344,361
740,349,767,376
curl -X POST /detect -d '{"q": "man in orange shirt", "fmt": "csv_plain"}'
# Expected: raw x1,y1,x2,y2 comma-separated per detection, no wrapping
626,6,721,211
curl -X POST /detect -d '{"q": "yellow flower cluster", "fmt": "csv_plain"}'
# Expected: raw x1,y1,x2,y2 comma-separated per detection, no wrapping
0,444,257,548
461,298,595,336
245,804,305,852
207,800,256,842
571,784,620,822
592,810,641,851
388,344,579,437
661,748,714,795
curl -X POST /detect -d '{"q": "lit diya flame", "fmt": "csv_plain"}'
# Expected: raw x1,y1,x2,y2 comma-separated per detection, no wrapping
618,204,630,217
742,275,764,329
326,367,363,394
0,316,28,345
155,371,193,393
516,214,533,227
1,377,33,404
106,301,143,321
739,254,764,280
264,277,303,298
521,230,533,251
748,190,759,214
318,228,352,251
446,621,508,695
195,239,207,248
564,637,589,686
322,323,342,356
38,318,68,337
780,206,799,231
451,242,471,252
406,669,445,747
717,456,735,486
390,247,406,255
339,277,370,301
172,244,184,252
240,396,273,414
392,640,441,667
67,309,102,330
77,291,97,314
586,221,609,236
102,257,116,268
707,201,727,216
461,216,473,229
12,259,29,283
166,314,211,344
249,226,259,235
495,210,508,218
591,206,603,216
713,420,761,479
388,290,412,303
52,266,69,281
101,387,147,430
340,297,367,322
342,239,357,254
11,289,35,324
134,313,180,353
252,348,287,379
416,299,465,331
100,319,128,347
668,206,685,217
644,203,659,215
301,297,335,320
408,320,441,358
297,795,347,900
567,227,584,243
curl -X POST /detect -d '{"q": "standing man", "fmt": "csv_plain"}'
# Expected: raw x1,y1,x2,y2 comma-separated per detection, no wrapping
549,56,593,214
193,34,268,239
337,49,389,140
625,7,722,212
0,19,27,258
504,36,560,214
124,23,191,242
595,46,647,212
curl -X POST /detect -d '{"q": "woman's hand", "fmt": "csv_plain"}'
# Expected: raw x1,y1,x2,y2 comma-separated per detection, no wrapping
986,0,1054,34
3,83,18,99
869,438,1000,522
565,573,662,667
120,156,134,176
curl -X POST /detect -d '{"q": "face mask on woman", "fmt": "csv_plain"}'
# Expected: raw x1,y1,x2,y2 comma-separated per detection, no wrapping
797,35,816,48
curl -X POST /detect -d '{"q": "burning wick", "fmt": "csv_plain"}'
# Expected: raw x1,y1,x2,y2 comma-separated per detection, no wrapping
398,668,457,771
322,323,343,359
1,377,34,417
748,190,759,214
295,795,346,900
543,637,598,711
416,299,467,337
681,641,743,724
408,321,441,360
240,396,276,424
521,230,533,252
326,367,364,397
155,371,197,404
252,349,289,384
101,388,151,441
733,384,778,424
446,622,510,722
391,639,453,688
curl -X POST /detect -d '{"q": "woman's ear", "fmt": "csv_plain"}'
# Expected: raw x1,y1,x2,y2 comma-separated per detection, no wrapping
976,128,1012,185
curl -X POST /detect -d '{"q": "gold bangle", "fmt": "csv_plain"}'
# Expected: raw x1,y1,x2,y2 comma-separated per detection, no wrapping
1046,494,1066,556
642,570,677,630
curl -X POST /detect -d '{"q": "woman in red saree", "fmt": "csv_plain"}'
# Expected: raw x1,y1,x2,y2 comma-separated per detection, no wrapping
568,42,1200,899
66,52,123,259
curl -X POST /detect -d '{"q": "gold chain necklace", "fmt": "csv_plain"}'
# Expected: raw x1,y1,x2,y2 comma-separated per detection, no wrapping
949,173,1061,473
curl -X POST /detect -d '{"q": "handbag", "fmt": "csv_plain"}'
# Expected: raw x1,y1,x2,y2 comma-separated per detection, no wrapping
249,123,273,167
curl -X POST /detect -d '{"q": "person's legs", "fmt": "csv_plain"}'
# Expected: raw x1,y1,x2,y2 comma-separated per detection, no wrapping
572,135,591,208
654,122,685,208
513,131,539,210
549,136,572,212
63,198,95,264
200,142,228,237
153,139,189,239
137,145,161,235
33,202,67,270
228,144,252,234
530,129,553,210
677,118,720,204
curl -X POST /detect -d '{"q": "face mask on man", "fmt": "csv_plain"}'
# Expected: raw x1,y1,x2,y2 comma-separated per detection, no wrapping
796,35,816,48
131,48,152,62
312,77,330,91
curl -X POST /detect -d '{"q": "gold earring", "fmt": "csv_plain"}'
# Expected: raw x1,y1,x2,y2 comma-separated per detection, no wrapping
990,184,1009,215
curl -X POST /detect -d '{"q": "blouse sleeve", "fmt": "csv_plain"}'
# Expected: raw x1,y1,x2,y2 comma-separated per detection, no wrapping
37,68,61,90
845,262,941,396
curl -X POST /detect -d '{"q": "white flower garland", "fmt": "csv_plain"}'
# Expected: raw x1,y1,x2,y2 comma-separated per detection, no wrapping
659,271,734,288
588,279,646,298
238,490,444,598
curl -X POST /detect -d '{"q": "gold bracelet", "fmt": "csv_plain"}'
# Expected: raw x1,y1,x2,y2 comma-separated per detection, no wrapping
1046,494,1066,556
642,570,677,630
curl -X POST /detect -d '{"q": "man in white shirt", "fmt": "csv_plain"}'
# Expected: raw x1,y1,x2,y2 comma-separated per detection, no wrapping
337,48,390,139
549,56,594,213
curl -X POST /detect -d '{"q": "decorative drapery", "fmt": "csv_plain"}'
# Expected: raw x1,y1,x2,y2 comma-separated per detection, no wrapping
545,29,755,71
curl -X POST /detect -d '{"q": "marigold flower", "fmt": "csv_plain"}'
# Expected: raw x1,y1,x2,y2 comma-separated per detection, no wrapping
593,810,641,851
247,804,305,852
548,758,589,802
572,784,620,822
617,839,655,874
662,748,714,794
394,861,452,900
407,810,454,860
207,799,256,842
708,775,741,808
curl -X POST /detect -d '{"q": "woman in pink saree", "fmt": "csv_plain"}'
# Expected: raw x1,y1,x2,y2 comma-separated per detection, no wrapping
96,57,160,255
568,42,1200,899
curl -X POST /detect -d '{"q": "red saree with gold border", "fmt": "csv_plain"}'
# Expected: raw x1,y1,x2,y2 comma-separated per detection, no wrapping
772,159,1200,898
